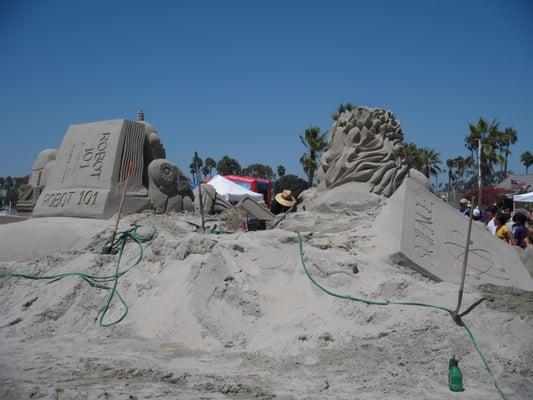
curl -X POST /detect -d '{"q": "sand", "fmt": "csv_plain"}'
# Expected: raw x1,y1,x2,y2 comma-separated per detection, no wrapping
1,184,532,399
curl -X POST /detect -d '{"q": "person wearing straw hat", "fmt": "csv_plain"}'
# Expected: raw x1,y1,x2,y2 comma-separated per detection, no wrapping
271,189,297,215
458,198,470,217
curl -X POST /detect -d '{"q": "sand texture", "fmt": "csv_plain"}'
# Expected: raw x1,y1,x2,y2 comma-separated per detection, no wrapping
1,184,532,399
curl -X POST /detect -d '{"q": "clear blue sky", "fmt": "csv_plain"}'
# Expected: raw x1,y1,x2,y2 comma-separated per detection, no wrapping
1,0,532,182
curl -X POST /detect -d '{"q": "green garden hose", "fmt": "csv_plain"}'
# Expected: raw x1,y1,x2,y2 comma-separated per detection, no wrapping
1,224,156,327
296,231,508,400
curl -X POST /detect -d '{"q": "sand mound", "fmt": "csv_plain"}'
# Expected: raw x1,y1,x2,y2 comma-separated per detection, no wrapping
1,186,532,399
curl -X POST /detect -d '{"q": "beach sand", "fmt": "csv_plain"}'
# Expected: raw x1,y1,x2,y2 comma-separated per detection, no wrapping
1,184,532,399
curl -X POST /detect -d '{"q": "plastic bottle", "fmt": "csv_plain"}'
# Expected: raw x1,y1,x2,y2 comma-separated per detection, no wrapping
448,356,465,392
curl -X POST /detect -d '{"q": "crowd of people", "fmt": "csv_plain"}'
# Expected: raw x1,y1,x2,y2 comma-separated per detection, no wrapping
457,198,532,248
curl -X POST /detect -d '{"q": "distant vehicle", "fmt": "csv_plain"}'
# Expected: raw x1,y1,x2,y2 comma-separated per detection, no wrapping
223,175,272,206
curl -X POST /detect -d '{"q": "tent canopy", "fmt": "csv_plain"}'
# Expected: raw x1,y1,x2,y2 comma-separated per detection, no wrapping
513,191,533,203
207,175,264,203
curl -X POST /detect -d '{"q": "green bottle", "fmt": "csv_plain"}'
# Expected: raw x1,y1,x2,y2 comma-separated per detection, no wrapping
448,356,465,392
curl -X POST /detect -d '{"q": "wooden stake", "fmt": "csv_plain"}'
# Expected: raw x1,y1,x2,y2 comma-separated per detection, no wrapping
453,197,475,319
103,162,134,254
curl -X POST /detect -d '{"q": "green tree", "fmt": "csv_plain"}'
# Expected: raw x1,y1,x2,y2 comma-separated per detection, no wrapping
276,165,286,178
498,127,518,178
521,151,533,174
242,163,275,180
404,142,423,171
419,148,442,191
204,157,217,178
217,156,242,176
189,153,203,184
419,148,442,179
299,126,328,187
201,164,210,180
465,118,502,186
331,103,356,121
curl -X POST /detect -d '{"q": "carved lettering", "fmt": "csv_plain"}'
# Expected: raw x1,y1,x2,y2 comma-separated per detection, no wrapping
40,190,98,209
413,192,435,265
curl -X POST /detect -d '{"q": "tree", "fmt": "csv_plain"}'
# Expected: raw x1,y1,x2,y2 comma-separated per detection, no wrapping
242,163,275,180
404,142,423,171
189,154,203,184
465,117,504,206
6,176,14,189
299,126,328,187
498,127,518,178
277,165,286,178
201,164,210,180
331,103,356,121
273,174,309,200
217,156,242,176
204,157,217,178
465,118,502,186
419,148,442,179
521,151,533,174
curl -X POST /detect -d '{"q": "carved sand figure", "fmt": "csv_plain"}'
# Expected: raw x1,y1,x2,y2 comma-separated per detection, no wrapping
317,106,410,197
30,111,193,218
16,149,57,212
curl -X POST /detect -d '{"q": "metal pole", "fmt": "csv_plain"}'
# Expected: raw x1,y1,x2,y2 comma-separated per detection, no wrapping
453,196,475,319
478,139,483,208
195,151,206,234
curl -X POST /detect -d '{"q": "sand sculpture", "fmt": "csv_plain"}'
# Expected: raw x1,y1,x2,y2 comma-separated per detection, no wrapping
193,184,232,215
147,159,194,213
317,106,410,197
376,177,533,291
31,111,193,218
16,149,57,212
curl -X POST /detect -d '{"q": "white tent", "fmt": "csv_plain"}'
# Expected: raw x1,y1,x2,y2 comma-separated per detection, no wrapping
206,175,264,203
513,192,533,203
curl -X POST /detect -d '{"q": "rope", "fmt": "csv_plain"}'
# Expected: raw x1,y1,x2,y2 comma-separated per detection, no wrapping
296,232,508,400
1,224,156,327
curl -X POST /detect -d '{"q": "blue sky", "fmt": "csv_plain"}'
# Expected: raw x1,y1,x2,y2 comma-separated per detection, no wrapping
1,0,532,182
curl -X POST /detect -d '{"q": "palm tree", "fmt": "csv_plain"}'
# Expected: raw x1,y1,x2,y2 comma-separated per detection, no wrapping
189,153,203,184
419,147,442,180
299,126,328,187
331,103,356,121
201,164,210,180
521,151,533,174
466,118,503,206
465,118,502,186
498,127,518,177
276,165,286,178
204,157,217,178
404,142,423,171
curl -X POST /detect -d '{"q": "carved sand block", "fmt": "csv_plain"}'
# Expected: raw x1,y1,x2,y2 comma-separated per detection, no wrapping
383,178,533,291
33,119,148,218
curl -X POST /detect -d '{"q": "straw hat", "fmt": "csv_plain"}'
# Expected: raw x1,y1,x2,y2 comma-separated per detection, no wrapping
459,198,468,205
275,190,296,207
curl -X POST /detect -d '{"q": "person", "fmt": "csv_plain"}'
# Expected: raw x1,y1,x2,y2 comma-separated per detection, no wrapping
472,208,482,221
458,198,470,217
495,214,512,244
511,212,528,248
485,205,498,234
271,189,296,215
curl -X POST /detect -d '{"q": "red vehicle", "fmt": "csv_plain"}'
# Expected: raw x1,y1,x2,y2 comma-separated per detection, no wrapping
224,175,273,206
